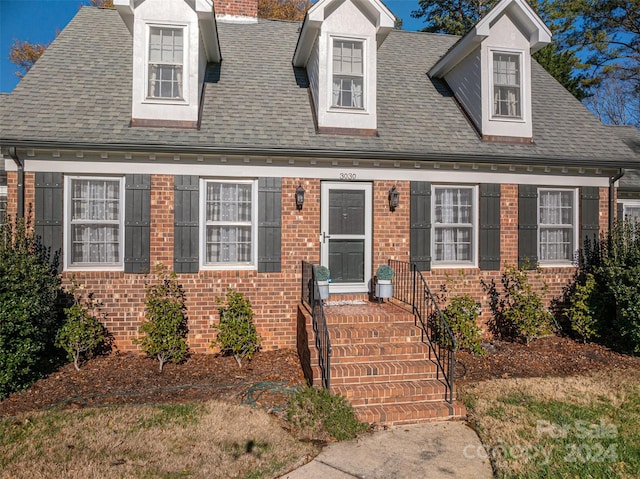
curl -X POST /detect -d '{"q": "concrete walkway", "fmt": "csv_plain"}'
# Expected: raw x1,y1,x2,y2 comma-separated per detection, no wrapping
280,421,493,479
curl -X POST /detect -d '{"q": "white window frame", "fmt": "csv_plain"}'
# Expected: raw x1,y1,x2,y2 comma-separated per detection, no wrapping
490,49,524,121
145,23,187,103
431,184,478,268
537,188,578,266
64,176,125,271
329,36,366,111
620,200,640,222
199,178,258,270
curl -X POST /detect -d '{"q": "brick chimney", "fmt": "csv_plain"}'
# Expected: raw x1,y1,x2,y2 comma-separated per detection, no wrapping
214,0,258,23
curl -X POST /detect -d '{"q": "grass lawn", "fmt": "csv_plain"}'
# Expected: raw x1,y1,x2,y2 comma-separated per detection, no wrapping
461,369,640,479
0,400,316,479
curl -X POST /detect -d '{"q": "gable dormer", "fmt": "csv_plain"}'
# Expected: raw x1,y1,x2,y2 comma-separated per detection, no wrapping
293,0,395,135
429,0,551,142
115,0,221,128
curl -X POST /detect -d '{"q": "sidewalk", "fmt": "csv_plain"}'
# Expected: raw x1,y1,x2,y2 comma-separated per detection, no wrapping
280,421,493,479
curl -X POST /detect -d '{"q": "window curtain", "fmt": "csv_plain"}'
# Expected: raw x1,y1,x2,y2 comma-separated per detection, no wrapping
206,182,252,264
440,189,455,261
539,191,572,261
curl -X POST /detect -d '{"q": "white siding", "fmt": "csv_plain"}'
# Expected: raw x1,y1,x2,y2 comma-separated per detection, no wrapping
445,49,482,131
308,38,320,112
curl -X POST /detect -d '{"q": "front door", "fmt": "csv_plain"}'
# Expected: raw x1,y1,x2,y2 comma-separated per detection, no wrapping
321,182,372,294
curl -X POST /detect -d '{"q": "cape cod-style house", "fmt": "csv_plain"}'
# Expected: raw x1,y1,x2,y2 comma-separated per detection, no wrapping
1,0,638,424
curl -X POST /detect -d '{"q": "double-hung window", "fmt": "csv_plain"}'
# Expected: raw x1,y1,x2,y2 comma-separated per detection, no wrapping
493,52,521,118
0,171,6,225
332,39,364,109
66,177,124,269
432,185,476,265
538,188,577,263
148,26,184,100
622,202,640,222
202,180,256,268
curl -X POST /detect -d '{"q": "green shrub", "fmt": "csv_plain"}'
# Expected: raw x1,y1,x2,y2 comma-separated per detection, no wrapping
0,215,62,398
375,264,394,280
576,220,640,353
137,264,189,372
441,294,486,355
55,281,109,370
483,263,555,344
314,265,330,282
212,289,260,367
563,273,599,343
286,387,368,441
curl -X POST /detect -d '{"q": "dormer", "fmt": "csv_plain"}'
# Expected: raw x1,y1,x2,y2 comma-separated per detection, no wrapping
293,0,395,135
114,0,221,128
429,0,551,142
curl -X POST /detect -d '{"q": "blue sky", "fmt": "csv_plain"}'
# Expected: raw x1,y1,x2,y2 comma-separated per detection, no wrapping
0,0,425,93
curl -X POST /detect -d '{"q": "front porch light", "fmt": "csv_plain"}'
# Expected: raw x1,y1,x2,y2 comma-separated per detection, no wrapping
388,185,399,212
296,184,305,210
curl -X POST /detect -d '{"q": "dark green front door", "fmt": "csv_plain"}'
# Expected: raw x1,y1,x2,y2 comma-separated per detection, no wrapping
321,182,372,293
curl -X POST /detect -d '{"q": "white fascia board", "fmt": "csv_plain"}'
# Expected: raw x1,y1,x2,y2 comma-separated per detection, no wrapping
196,0,221,62
292,16,321,67
114,0,135,33
429,0,551,77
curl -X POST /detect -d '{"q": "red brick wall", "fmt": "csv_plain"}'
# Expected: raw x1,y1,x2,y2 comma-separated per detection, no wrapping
214,0,257,18
7,174,613,351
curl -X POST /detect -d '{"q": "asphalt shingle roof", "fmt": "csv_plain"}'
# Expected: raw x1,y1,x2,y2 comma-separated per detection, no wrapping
1,6,637,167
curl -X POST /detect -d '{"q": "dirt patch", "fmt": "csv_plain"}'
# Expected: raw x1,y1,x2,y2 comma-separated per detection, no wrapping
0,349,306,418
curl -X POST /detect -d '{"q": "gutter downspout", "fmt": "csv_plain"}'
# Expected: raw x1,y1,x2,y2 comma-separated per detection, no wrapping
8,147,24,218
609,169,625,231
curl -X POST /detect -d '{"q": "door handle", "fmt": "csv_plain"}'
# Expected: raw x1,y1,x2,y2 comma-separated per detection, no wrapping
322,232,331,243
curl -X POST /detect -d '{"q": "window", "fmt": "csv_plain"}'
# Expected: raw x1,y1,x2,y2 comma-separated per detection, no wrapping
202,180,256,267
148,27,183,99
66,177,124,268
538,189,577,263
432,186,476,265
493,52,521,118
622,202,640,222
0,186,6,226
332,39,364,109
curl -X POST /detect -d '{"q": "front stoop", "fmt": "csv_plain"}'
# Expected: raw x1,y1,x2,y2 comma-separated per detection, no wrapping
299,299,466,426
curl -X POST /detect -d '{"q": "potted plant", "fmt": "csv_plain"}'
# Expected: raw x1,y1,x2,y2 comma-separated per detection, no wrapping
375,264,394,299
314,265,330,300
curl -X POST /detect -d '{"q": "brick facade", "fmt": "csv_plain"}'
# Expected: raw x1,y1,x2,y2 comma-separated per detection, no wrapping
214,0,257,18
6,173,610,352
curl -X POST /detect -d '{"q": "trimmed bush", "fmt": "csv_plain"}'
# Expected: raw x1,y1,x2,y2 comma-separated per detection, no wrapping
483,263,555,344
55,281,109,370
286,387,368,441
314,265,330,282
375,264,394,280
137,264,189,372
0,215,61,398
441,294,486,355
563,273,599,343
212,289,260,367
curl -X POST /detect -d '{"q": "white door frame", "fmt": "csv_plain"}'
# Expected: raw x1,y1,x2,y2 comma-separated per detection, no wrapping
320,181,372,294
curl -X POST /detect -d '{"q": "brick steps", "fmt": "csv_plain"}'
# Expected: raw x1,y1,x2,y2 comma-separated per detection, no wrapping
300,300,465,427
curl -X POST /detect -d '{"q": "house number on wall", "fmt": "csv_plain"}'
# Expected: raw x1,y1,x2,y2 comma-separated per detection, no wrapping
339,173,357,180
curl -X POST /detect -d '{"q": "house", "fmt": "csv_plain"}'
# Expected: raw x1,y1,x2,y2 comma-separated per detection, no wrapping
1,0,638,422
612,126,640,220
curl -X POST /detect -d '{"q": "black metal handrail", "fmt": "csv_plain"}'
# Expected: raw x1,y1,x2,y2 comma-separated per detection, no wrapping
301,261,331,389
389,260,456,403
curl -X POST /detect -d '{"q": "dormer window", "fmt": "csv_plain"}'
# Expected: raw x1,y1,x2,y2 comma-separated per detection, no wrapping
332,39,364,109
492,52,521,118
148,27,184,100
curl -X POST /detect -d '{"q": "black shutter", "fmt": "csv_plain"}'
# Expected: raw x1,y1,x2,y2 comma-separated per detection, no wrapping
174,176,199,273
518,184,538,269
580,187,600,250
258,177,282,273
410,181,431,271
617,202,624,222
35,172,63,272
479,183,501,270
124,174,150,273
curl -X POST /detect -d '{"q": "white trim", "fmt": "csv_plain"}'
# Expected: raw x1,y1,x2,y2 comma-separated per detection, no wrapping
320,181,372,294
489,49,525,122
199,178,258,270
537,187,579,267
431,184,479,268
328,35,368,113
16,160,613,188
64,175,125,272
619,199,640,221
144,22,189,104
